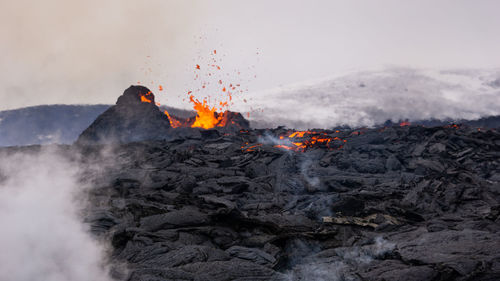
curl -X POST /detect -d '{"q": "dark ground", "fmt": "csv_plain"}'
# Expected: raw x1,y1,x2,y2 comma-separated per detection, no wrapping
3,86,499,280
72,124,500,281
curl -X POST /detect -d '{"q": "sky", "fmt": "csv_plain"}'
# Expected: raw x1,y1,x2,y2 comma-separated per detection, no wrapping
1,0,500,111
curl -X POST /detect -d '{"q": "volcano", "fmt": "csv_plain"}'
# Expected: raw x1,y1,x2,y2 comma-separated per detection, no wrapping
76,86,250,144
77,86,171,144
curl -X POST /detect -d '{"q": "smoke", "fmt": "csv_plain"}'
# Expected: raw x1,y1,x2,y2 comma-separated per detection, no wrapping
284,237,395,281
299,158,320,188
242,68,500,129
0,147,112,281
257,133,294,149
0,0,204,110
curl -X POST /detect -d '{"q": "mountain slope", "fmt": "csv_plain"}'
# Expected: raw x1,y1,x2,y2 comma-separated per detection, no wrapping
0,104,198,147
0,104,110,146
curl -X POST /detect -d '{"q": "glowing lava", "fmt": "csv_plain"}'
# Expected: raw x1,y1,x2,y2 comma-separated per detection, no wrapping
240,131,347,153
275,131,346,152
164,110,183,128
140,91,153,103
138,49,258,129
189,95,222,129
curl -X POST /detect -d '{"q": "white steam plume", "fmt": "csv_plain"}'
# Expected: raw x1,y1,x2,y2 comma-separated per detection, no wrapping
284,237,395,281
240,68,500,129
0,147,112,281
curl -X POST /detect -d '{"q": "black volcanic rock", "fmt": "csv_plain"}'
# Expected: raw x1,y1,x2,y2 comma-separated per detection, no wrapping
218,111,250,131
73,124,500,280
76,86,171,144
3,123,500,280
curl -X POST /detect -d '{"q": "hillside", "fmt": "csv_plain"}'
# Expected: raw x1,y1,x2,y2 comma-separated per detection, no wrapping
0,104,110,146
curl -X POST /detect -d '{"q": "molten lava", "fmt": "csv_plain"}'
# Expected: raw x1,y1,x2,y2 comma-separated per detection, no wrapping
275,131,346,152
139,90,154,104
241,131,347,153
140,95,152,103
164,110,183,128
138,49,256,129
189,96,222,129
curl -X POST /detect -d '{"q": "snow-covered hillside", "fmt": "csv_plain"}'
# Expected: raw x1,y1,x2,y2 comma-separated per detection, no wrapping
239,68,500,129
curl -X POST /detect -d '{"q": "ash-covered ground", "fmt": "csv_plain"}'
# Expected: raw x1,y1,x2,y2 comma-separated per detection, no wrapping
1,86,499,281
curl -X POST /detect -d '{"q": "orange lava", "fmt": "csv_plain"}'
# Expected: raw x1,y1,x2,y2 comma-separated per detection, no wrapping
140,95,152,103
164,110,183,128
274,131,346,152
139,49,256,130
241,142,262,152
189,96,222,129
445,124,460,129
400,121,411,126
184,49,242,129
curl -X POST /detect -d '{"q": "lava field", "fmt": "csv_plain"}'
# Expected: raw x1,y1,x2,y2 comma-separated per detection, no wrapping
77,121,500,281
4,86,500,281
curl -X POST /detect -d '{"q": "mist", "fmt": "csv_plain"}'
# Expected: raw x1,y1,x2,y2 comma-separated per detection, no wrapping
0,147,112,281
241,68,500,129
2,0,500,114
283,237,396,280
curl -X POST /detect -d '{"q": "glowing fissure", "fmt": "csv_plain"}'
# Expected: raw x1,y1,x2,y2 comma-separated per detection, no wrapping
241,131,348,152
276,131,347,152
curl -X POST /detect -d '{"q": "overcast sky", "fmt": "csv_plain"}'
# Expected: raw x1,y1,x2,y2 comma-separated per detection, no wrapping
1,0,499,110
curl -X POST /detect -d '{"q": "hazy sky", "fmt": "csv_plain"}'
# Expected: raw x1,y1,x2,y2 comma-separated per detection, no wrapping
1,0,500,110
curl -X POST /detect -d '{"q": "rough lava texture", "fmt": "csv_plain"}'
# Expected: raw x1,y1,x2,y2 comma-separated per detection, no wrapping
6,86,498,280
76,86,171,144
69,123,500,281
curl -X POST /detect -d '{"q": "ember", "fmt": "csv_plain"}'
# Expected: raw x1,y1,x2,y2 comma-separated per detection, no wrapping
136,49,256,130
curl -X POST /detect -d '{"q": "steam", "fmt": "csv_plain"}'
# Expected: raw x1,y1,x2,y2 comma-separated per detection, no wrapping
299,158,320,188
284,237,395,281
242,68,500,129
0,147,112,281
257,133,293,148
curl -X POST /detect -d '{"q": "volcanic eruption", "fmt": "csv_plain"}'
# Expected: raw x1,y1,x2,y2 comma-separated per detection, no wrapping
76,85,249,144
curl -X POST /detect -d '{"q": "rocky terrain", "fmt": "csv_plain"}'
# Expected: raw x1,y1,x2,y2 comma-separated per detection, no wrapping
3,86,500,281
74,101,500,280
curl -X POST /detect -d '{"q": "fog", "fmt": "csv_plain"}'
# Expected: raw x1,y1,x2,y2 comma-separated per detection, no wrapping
2,0,500,115
0,147,112,281
240,68,500,129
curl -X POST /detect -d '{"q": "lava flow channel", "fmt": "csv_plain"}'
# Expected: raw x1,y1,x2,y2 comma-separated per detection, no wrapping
279,131,347,152
241,131,347,152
